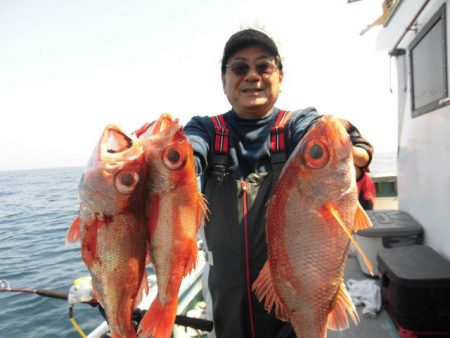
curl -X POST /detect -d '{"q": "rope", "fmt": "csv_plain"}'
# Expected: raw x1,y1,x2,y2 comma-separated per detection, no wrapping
69,305,87,338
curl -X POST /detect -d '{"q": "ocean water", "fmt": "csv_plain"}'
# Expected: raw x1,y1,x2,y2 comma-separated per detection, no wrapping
0,153,396,338
0,167,100,338
369,152,397,177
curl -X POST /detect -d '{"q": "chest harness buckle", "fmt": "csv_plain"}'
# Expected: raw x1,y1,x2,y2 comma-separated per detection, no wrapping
209,110,291,338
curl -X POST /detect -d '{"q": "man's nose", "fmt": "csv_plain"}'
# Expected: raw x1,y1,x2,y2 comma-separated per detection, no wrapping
244,66,261,80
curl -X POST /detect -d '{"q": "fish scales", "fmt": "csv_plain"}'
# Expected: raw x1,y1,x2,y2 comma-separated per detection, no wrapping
137,114,207,338
253,115,372,338
67,125,150,338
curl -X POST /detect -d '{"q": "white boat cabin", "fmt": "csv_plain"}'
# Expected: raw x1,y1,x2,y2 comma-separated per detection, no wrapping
376,0,450,261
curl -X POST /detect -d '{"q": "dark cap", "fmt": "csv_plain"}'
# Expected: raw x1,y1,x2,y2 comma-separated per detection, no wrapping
221,28,283,73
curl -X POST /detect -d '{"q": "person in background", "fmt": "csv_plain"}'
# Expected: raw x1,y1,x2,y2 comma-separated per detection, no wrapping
357,167,376,210
183,28,373,338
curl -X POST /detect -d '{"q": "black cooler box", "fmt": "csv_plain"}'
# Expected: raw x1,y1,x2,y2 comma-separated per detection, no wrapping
355,210,424,276
377,245,450,335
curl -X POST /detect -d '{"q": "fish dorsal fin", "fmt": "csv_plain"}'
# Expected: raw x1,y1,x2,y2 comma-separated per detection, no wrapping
197,192,209,227
145,248,152,265
91,282,103,308
252,260,289,321
66,216,81,243
354,203,373,232
327,282,359,330
133,269,150,308
326,203,374,276
183,239,198,276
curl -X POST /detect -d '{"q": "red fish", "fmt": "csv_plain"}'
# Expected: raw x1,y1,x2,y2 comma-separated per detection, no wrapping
137,114,207,338
66,125,149,338
253,115,373,338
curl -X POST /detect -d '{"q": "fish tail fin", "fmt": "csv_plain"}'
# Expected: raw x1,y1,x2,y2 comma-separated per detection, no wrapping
112,334,136,338
137,298,177,338
66,216,81,243
327,282,359,331
252,260,289,321
353,203,373,232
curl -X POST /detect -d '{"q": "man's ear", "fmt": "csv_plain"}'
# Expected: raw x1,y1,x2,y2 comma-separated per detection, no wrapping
221,73,226,93
279,69,284,85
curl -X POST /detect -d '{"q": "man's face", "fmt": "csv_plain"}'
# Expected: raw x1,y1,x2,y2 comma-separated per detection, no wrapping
222,45,283,119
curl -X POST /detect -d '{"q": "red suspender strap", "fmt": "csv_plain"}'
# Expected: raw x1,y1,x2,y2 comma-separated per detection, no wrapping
211,115,229,153
210,114,229,182
270,110,292,153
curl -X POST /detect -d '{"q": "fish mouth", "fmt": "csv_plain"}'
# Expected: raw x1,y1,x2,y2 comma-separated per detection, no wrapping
96,125,144,165
143,113,182,142
152,114,181,136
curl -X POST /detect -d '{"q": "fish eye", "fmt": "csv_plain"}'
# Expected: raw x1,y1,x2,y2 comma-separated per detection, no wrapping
115,171,139,194
167,149,181,163
309,144,323,159
302,140,329,169
162,144,186,170
120,173,135,187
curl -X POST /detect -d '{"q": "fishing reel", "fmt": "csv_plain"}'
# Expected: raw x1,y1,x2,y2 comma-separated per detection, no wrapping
68,276,95,305
0,279,10,291
67,276,98,338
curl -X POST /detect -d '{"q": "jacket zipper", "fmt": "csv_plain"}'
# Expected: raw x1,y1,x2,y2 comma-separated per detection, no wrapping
241,180,256,338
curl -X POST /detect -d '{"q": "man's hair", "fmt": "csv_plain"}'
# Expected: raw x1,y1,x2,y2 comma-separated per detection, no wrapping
221,28,283,74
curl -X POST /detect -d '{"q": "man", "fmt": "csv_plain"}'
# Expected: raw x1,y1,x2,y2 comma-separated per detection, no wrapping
184,28,372,338
357,169,377,210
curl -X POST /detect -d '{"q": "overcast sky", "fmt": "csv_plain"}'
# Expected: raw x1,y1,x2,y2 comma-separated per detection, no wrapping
0,0,397,171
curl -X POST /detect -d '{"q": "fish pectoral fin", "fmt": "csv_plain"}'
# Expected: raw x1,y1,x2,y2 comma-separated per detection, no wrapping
327,282,359,331
252,260,289,321
326,203,374,276
66,216,81,244
354,203,373,232
81,217,101,268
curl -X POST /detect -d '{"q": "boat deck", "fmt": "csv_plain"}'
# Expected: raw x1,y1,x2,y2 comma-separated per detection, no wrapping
375,196,398,211
327,196,400,338
328,255,400,338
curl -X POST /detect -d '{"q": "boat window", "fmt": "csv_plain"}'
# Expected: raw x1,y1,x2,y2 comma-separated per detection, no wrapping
409,4,448,117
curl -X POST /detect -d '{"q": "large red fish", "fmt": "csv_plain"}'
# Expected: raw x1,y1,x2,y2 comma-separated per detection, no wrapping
66,125,150,338
137,114,207,338
252,115,373,338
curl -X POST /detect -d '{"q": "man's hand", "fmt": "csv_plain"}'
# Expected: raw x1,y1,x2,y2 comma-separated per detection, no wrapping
337,118,351,131
337,117,371,177
353,146,370,168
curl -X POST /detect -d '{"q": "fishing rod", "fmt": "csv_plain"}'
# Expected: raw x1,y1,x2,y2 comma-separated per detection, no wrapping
0,278,213,334
0,279,69,300
1,278,96,337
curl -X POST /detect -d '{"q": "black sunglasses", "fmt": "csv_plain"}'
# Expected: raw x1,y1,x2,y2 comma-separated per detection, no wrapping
226,60,278,77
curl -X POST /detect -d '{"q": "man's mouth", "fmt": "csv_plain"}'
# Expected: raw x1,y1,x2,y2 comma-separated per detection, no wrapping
242,88,262,93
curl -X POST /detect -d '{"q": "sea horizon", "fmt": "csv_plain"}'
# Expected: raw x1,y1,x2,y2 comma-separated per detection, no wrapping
0,151,398,175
